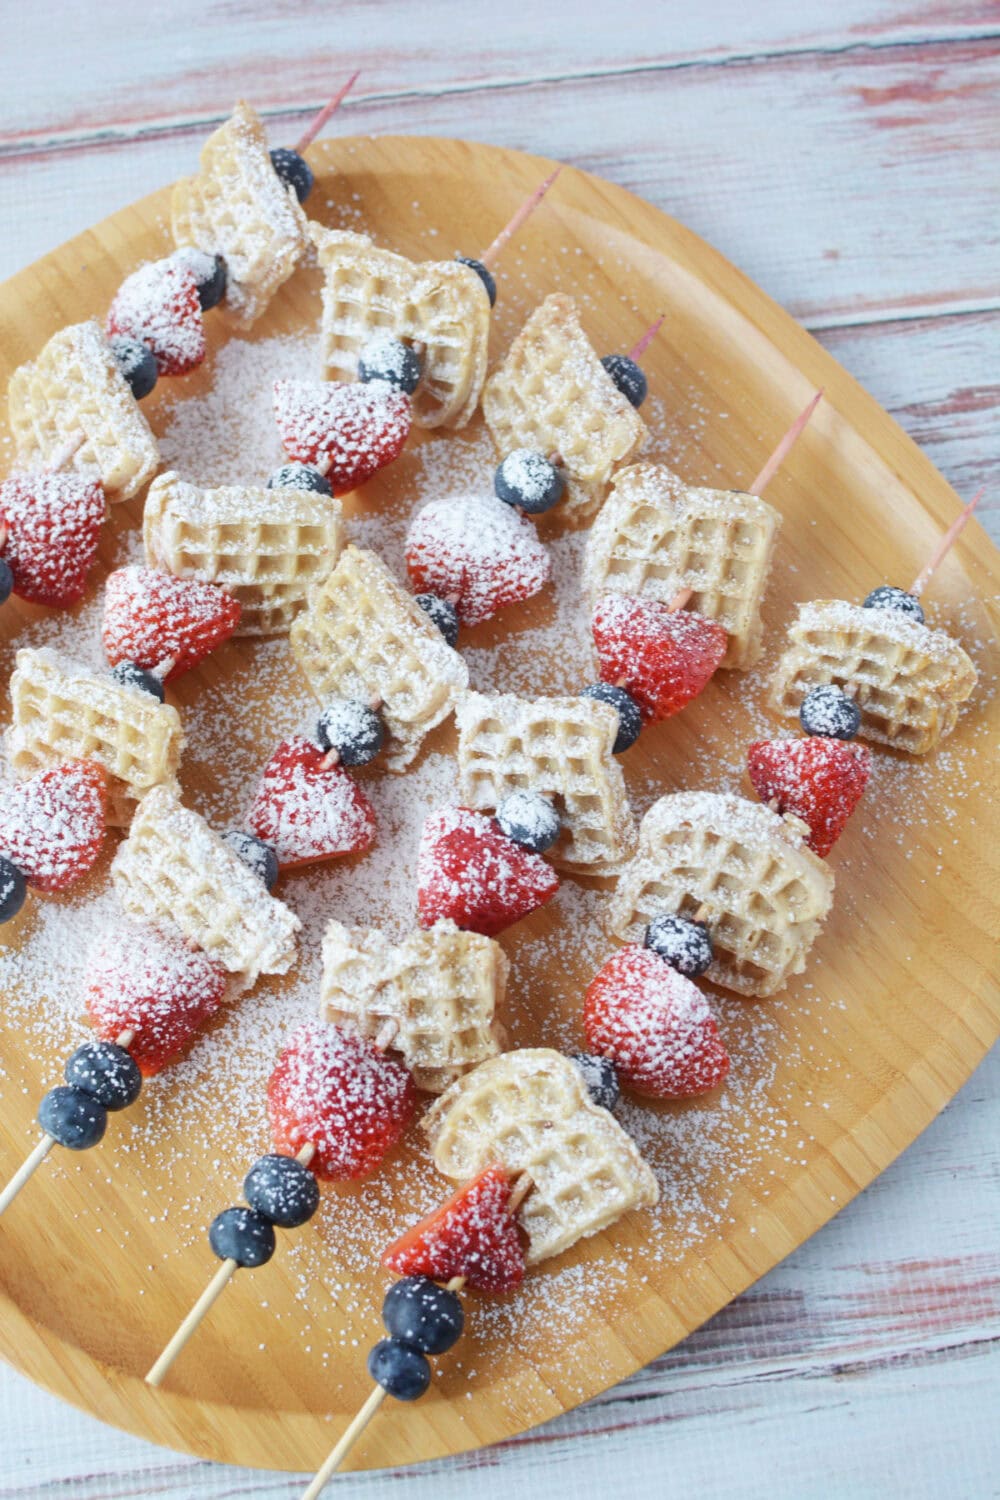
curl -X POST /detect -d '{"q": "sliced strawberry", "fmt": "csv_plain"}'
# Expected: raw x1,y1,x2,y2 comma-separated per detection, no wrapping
592,593,727,722
584,944,729,1099
0,473,105,608
747,736,870,857
107,257,206,376
417,807,558,937
267,1019,416,1180
405,493,552,627
84,921,228,1076
382,1164,525,1293
246,736,376,870
102,565,241,681
273,378,411,494
0,761,107,892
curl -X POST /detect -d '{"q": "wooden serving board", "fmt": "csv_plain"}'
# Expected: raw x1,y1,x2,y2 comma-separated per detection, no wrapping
0,135,996,1478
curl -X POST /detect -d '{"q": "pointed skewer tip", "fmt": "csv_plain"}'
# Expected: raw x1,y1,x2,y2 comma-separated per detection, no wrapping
910,487,985,597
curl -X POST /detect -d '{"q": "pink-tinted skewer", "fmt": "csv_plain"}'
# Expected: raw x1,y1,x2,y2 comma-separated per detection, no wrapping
628,315,664,365
478,168,561,270
747,389,823,497
294,72,361,154
910,487,985,597
45,431,86,473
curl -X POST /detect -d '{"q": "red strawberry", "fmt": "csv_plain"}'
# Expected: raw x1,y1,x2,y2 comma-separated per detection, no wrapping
0,761,107,892
406,493,552,627
246,737,376,870
273,379,411,494
267,1019,416,1180
0,473,104,608
85,921,228,1076
417,807,559,937
584,944,729,1099
102,565,241,681
382,1164,525,1293
747,737,870,857
107,257,206,376
592,593,727,722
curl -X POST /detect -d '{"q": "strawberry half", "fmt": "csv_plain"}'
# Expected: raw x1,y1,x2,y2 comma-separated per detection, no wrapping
107,257,206,376
747,737,871,857
417,807,559,937
273,378,411,494
246,737,376,870
267,1019,416,1181
382,1164,526,1293
102,565,241,681
0,473,105,608
405,493,552,627
592,593,727,722
584,945,730,1098
0,761,107,892
85,921,228,1076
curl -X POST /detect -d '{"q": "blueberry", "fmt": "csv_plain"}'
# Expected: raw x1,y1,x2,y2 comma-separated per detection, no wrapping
316,698,385,767
0,855,26,924
357,336,422,395
223,830,279,891
382,1276,464,1354
580,682,642,754
494,449,565,515
38,1085,107,1150
209,1206,276,1267
454,254,497,307
569,1052,621,1113
799,684,861,741
266,463,332,497
110,661,165,702
109,336,158,401
64,1041,142,1111
416,594,459,648
0,556,13,606
644,913,713,978
601,353,647,408
173,247,227,310
269,147,314,204
367,1337,432,1401
244,1153,320,1229
862,585,925,625
495,790,560,854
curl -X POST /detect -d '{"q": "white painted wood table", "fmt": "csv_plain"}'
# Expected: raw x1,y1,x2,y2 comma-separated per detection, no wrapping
1,5,997,1495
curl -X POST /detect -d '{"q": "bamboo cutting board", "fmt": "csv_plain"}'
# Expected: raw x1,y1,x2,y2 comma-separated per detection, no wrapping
0,135,996,1477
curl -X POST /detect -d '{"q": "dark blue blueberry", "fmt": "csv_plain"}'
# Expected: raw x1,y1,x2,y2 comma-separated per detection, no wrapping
358,336,422,395
455,254,497,306
416,594,459,648
601,353,647,408
266,463,333,497
110,660,165,702
0,855,26,925
38,1085,107,1150
316,698,385,767
0,556,13,606
269,147,314,204
64,1041,141,1111
109,336,158,401
174,248,227,310
244,1153,320,1229
580,682,642,754
644,913,713,978
367,1337,432,1401
799,684,861,741
382,1276,464,1354
569,1052,621,1113
209,1206,276,1267
223,830,279,891
862,585,925,625
494,449,565,515
495,790,560,854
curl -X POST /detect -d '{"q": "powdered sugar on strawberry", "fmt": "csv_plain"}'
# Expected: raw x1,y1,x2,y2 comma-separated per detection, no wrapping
102,565,241,681
417,806,559,937
0,473,105,608
593,592,727,721
273,378,411,494
747,736,871,858
382,1163,526,1292
406,492,552,627
0,761,107,892
107,257,206,377
247,737,376,869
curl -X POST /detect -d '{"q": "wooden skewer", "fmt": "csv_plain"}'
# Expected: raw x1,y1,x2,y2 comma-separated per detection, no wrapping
478,168,561,271
45,430,87,473
293,73,360,154
910,487,984,597
627,314,664,364
747,389,823,497
146,1139,317,1386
